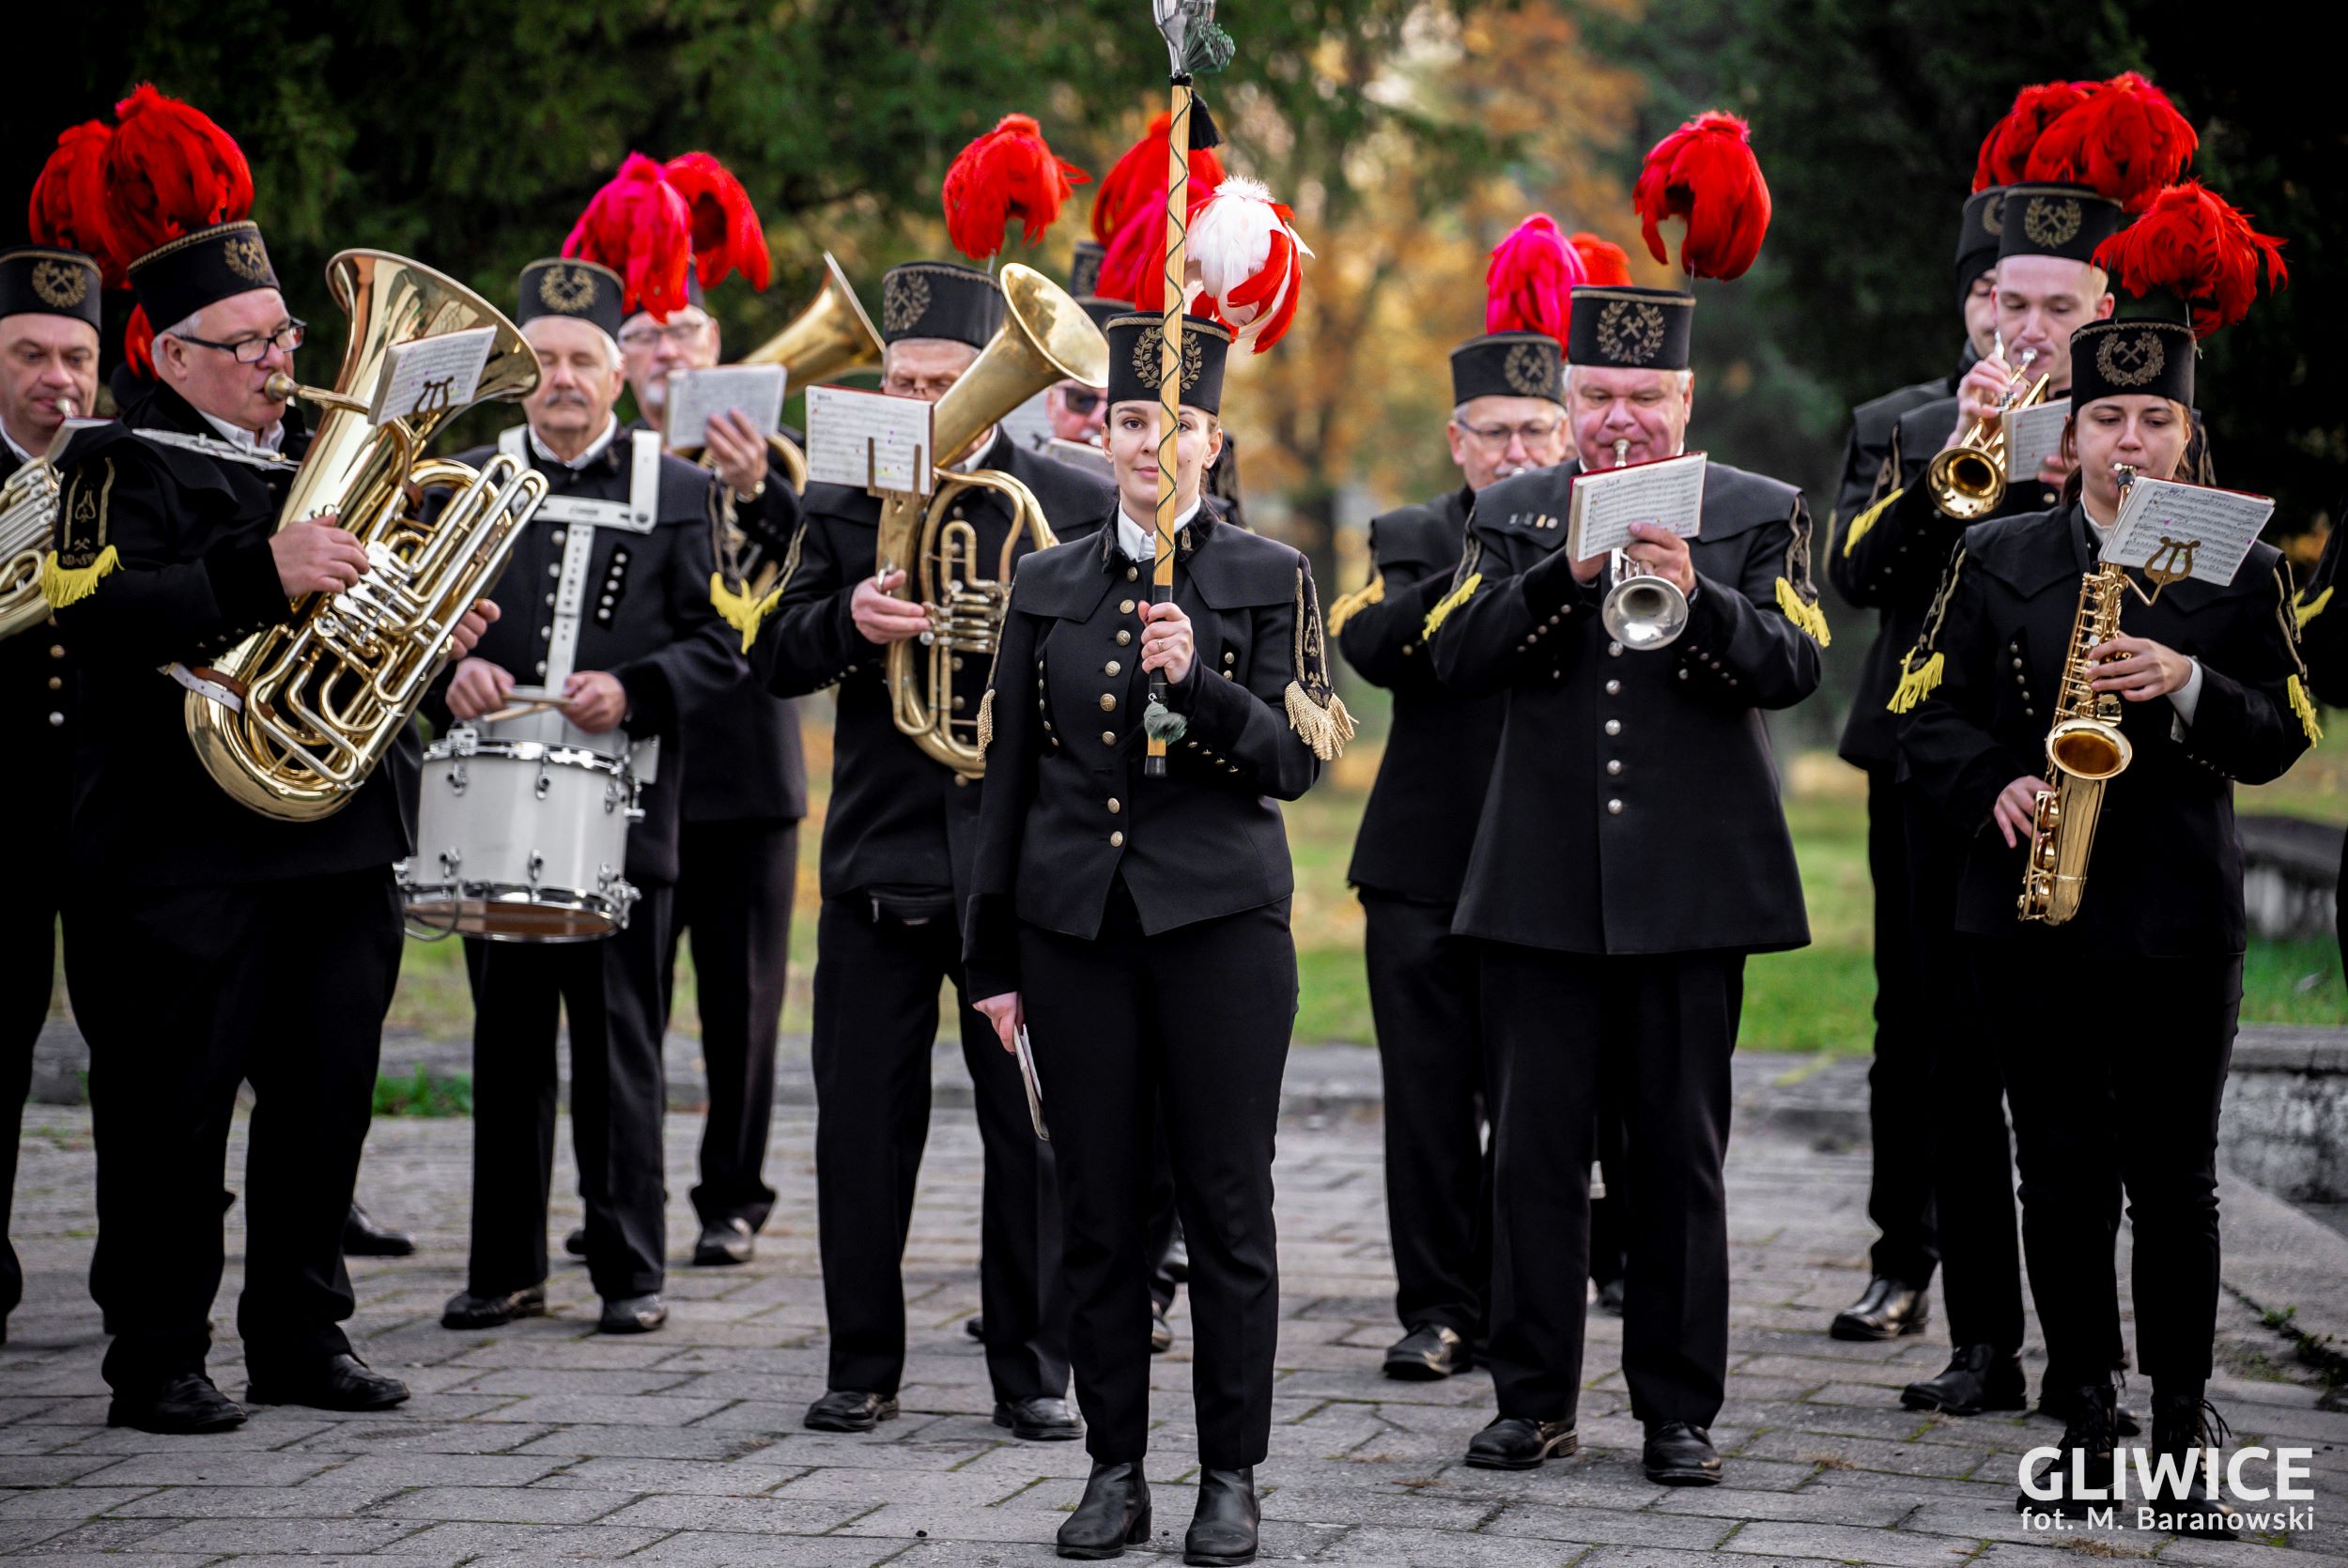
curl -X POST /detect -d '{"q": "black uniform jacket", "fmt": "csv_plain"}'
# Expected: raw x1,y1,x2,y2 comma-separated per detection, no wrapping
1827,349,1970,533
2294,520,2348,705
962,505,1334,999
751,425,1116,907
5,440,78,831
423,430,743,887
1335,484,1502,902
631,419,808,826
1429,458,1822,956
48,382,424,887
1897,504,2309,955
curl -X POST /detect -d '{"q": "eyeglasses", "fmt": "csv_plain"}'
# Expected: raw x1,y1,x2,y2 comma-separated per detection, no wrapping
1461,420,1563,446
173,320,305,364
1059,389,1104,415
618,316,713,350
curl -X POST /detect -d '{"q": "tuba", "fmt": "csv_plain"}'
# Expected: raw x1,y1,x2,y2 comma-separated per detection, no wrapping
0,449,64,644
1925,345,2049,520
735,251,886,499
186,249,548,821
874,262,1109,776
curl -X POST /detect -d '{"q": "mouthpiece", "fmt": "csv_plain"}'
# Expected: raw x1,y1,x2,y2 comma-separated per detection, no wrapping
1612,438,1630,468
264,372,301,403
2016,348,2038,369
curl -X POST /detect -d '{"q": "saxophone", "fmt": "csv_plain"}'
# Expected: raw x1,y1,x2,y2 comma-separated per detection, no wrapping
2018,467,2139,924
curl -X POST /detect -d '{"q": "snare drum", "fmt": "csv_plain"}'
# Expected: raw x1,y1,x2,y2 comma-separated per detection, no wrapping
401,717,643,941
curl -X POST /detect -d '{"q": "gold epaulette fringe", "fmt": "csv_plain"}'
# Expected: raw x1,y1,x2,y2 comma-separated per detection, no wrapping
707,571,773,653
1421,572,1480,640
1285,682,1356,761
1840,486,1903,558
2296,586,2333,631
977,687,996,756
1887,651,1944,714
40,546,116,609
1775,576,1831,647
1325,571,1383,636
2289,673,2324,746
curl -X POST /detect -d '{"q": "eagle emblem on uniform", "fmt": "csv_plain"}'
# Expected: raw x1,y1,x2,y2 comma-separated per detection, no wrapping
1131,325,1206,392
2022,194,2082,249
1503,342,1555,397
539,264,598,313
882,271,932,336
1595,300,1667,366
223,233,271,283
2095,328,2166,388
29,258,88,309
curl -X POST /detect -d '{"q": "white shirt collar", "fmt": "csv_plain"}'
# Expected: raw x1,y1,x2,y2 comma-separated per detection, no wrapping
529,414,621,471
199,409,286,455
1117,499,1203,563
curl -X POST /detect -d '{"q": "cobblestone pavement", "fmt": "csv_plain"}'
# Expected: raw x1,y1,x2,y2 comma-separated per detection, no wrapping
4,1060,2344,1565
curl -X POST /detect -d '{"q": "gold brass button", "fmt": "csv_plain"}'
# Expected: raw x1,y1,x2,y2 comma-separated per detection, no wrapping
1125,565,1138,581
1101,730,1116,746
1099,693,1117,712
47,676,62,690
1106,798,1121,814
50,645,65,659
1116,630,1132,646
1104,661,1121,676
1120,599,1136,614
1109,830,1124,847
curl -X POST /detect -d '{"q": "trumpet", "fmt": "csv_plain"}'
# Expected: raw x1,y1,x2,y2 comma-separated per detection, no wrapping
1599,438,1691,651
1924,343,2049,520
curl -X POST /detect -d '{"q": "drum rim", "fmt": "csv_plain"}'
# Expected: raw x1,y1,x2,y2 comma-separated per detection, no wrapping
399,878,635,943
424,733,634,778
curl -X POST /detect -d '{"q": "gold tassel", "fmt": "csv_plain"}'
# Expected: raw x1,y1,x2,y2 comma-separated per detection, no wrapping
40,546,117,609
1325,571,1383,636
707,571,772,653
1284,681,1357,761
2289,673,2324,746
1776,576,1831,647
1839,486,1903,558
977,687,996,756
1421,571,1481,640
1887,651,1944,714
2296,586,2333,631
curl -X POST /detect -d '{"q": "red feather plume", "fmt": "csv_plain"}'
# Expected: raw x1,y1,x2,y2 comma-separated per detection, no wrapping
2025,71,2198,213
563,152,694,319
1569,232,1633,286
1973,80,2092,191
1484,214,1585,345
1633,111,1770,281
100,85,254,265
1091,112,1226,246
942,114,1089,263
662,152,770,291
2092,180,2285,338
28,121,121,285
1095,180,1216,310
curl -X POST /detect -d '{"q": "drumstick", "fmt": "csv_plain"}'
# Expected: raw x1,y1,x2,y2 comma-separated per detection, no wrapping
477,698,567,723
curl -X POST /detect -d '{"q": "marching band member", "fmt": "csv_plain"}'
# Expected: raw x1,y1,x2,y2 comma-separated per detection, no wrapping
751,256,1110,1440
0,242,101,1347
50,92,484,1431
1331,225,1571,1381
434,256,742,1337
1898,188,2294,1532
966,309,1350,1564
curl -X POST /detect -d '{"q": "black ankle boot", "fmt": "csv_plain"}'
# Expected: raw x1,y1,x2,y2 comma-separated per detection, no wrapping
1058,1460,1150,1560
2017,1382,2116,1518
2145,1391,2242,1541
1901,1344,2027,1416
1184,1466,1259,1566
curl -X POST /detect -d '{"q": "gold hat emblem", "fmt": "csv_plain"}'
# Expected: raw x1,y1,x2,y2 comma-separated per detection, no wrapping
1503,341,1556,397
1982,190,2006,237
882,271,932,336
2093,328,2167,389
538,264,598,313
2021,194,2082,250
223,233,270,283
1594,300,1667,366
28,258,89,309
1131,325,1206,392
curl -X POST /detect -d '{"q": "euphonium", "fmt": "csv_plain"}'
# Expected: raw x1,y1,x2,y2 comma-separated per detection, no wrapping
0,444,64,644
874,262,1109,776
2018,464,2139,924
186,249,548,822
1599,438,1691,651
735,251,886,500
1925,345,2048,520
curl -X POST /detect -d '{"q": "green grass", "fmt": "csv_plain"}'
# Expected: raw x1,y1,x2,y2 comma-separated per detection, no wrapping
372,1063,472,1117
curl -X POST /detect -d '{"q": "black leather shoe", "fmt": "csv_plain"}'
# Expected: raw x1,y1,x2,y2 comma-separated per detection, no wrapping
1595,1277,1627,1315
342,1202,415,1258
1902,1344,2028,1416
2039,1383,2140,1437
1464,1415,1579,1470
1643,1421,1722,1485
247,1352,409,1411
598,1293,667,1334
1383,1322,1471,1381
1830,1275,1930,1341
995,1394,1083,1440
564,1226,588,1257
1151,1307,1174,1354
440,1284,546,1330
2017,1383,2116,1517
2145,1391,2242,1540
965,1314,985,1341
1058,1459,1150,1560
805,1389,899,1432
692,1217,755,1267
107,1372,245,1434
1166,1230,1189,1283
1184,1466,1258,1566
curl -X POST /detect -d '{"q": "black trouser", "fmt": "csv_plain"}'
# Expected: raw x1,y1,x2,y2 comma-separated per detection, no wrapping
0,801,66,1328
1020,888,1294,1468
464,887,673,1301
1481,944,1742,1427
1146,1123,1182,1316
1979,942,2238,1392
811,895,1065,1402
667,819,796,1232
1590,1110,1628,1290
65,869,398,1391
1360,891,1490,1339
1862,769,1939,1289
